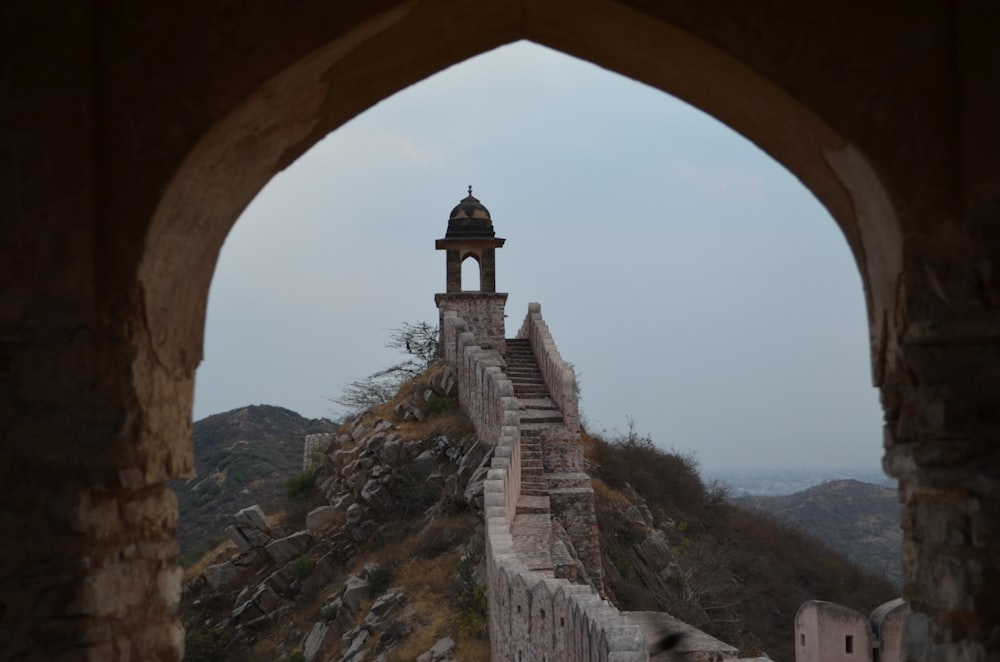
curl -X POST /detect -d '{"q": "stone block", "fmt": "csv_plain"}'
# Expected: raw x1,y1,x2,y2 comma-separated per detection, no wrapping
360,479,394,513
264,531,313,566
305,505,340,533
203,562,241,591
303,622,335,662
340,574,371,615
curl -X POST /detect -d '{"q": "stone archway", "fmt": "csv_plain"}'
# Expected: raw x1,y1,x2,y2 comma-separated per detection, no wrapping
3,2,997,660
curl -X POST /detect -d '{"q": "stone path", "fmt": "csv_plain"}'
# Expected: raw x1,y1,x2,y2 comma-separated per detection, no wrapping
504,338,565,573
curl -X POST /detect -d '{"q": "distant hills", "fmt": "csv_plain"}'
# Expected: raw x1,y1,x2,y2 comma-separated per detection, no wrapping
735,479,903,587
171,404,337,561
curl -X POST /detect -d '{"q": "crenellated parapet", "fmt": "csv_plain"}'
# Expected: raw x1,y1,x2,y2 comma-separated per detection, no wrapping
441,305,649,660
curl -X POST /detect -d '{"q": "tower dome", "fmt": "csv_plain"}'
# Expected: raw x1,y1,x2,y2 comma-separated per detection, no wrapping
446,186,495,238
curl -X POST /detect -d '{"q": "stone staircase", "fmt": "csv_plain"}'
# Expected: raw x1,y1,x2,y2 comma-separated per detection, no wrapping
504,338,570,573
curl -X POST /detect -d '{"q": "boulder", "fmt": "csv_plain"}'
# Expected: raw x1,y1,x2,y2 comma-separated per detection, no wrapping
203,562,241,590
360,479,394,513
264,531,313,566
345,503,363,527
251,584,280,615
234,505,270,533
303,622,335,662
379,439,402,465
306,505,340,533
411,450,437,480
340,574,370,615
224,505,274,551
366,588,404,620
232,597,264,625
340,625,371,662
417,636,456,662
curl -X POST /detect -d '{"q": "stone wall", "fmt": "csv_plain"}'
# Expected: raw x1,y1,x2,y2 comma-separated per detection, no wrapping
435,292,508,355
794,599,909,662
302,433,334,472
517,303,580,433
442,308,649,660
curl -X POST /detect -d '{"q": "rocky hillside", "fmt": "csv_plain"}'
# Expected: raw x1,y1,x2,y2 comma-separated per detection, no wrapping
179,370,898,662
734,479,904,587
172,405,337,562
581,432,899,662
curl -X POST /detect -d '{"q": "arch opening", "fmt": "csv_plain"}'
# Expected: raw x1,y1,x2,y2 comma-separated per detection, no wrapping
137,4,913,660
461,253,482,292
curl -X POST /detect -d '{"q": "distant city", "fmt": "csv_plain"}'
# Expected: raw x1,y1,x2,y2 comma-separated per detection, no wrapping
704,467,895,497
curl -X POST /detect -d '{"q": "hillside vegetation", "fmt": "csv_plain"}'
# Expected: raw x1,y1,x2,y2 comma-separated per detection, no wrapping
172,405,337,563
583,427,899,661
734,479,904,587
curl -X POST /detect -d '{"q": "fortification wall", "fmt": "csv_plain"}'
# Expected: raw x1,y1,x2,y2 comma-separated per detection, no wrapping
302,433,334,471
443,307,648,660
517,303,580,433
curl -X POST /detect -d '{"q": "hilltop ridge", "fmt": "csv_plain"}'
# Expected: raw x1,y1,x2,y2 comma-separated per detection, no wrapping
178,379,897,661
172,404,337,561
734,478,903,587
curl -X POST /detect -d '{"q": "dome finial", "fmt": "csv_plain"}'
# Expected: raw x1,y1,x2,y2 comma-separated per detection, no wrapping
468,185,473,197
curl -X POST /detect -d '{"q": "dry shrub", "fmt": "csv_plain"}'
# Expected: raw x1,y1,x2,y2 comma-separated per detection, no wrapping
455,638,491,661
182,539,236,583
587,422,706,520
592,477,632,509
387,588,455,661
396,553,456,596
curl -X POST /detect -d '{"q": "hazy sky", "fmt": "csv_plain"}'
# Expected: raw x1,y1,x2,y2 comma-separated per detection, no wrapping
195,41,884,473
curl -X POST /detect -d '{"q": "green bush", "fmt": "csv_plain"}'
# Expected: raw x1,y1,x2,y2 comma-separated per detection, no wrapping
425,393,457,417
455,538,488,638
290,557,316,581
318,603,339,623
285,470,315,501
390,469,441,517
183,625,227,662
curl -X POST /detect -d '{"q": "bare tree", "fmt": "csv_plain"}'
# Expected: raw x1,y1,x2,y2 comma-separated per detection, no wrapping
333,321,440,413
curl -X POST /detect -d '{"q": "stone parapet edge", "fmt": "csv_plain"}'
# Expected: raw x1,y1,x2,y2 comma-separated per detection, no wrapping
516,302,580,433
444,308,646,660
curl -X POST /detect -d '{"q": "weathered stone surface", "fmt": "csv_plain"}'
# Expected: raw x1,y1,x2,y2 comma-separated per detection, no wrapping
360,479,394,513
340,574,371,615
411,450,437,479
203,562,241,591
225,505,274,551
251,584,280,615
264,531,313,566
366,588,404,620
340,624,371,661
303,622,335,662
416,636,456,662
345,503,363,527
305,505,340,533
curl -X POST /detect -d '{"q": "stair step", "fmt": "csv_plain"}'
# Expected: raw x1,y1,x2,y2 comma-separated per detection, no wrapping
515,495,550,515
522,415,563,425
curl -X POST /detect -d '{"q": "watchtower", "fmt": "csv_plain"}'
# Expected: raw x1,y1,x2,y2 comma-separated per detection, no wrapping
435,187,508,354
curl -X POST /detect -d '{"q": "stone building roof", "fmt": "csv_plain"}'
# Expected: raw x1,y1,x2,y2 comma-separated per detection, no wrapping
445,187,495,239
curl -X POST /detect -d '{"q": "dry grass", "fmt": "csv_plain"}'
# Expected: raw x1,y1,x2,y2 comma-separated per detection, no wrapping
344,366,473,443
386,587,457,661
182,539,236,583
396,551,457,596
455,638,492,661
592,477,632,509
580,428,602,462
